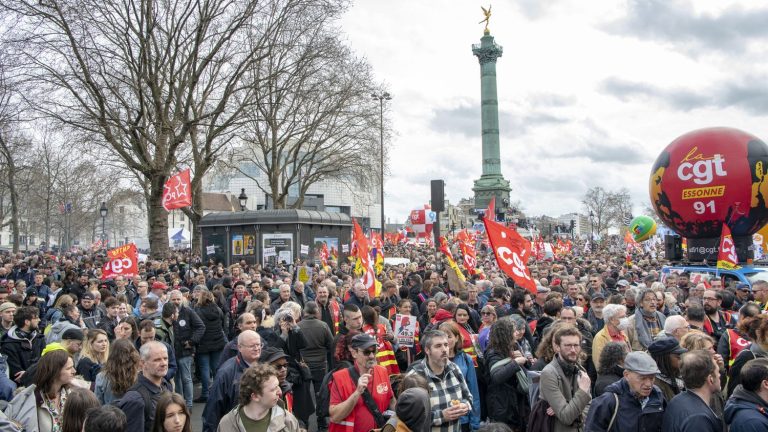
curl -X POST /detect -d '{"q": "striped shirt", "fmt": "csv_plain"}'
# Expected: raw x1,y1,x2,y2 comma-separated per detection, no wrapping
407,359,473,432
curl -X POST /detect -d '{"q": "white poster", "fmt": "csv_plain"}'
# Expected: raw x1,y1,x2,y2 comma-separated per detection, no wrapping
300,244,309,255
394,314,417,348
262,233,293,265
263,247,277,257
206,245,215,255
342,244,349,253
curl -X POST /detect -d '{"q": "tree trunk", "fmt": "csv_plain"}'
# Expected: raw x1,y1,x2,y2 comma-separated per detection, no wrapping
189,181,203,256
148,173,170,259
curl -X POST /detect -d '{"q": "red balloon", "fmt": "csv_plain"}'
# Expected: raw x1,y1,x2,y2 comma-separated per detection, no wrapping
649,127,768,238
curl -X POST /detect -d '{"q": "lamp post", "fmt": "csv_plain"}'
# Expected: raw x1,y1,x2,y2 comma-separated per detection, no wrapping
99,201,108,249
589,210,594,241
371,91,391,234
238,188,248,211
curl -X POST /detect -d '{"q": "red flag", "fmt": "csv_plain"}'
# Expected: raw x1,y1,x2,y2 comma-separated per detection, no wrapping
352,219,370,269
102,244,139,279
717,224,741,270
458,240,477,276
438,236,454,261
483,217,536,293
484,197,495,221
162,169,192,211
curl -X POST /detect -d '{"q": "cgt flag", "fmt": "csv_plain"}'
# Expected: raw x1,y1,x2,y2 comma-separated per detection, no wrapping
483,217,536,293
717,223,741,270
102,243,139,279
162,169,192,211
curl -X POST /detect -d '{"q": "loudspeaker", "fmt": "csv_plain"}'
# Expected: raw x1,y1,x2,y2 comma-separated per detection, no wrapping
664,235,683,261
430,180,445,212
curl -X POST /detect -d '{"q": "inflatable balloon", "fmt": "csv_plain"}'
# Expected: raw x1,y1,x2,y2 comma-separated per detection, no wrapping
649,127,768,238
630,215,657,242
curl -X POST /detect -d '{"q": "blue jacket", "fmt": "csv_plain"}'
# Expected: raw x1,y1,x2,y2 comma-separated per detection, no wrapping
452,351,481,430
584,378,666,432
202,353,251,432
724,385,768,431
662,390,721,432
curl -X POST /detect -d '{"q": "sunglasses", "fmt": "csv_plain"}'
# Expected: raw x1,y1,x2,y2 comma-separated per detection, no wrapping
576,297,585,301
274,363,288,370
362,348,378,356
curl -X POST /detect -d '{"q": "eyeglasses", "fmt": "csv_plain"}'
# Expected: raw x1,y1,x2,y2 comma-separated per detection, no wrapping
703,297,719,302
273,363,288,370
560,343,581,350
362,348,378,356
240,342,265,351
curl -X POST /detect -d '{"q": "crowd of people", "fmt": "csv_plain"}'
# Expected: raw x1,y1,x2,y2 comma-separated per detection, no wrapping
0,240,766,432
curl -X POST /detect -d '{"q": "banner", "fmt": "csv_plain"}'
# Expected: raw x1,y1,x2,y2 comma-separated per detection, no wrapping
300,244,309,256
394,314,417,347
102,244,139,279
483,217,536,293
162,168,192,211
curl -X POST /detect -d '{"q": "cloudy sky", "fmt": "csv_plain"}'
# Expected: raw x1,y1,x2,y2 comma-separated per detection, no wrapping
339,0,768,224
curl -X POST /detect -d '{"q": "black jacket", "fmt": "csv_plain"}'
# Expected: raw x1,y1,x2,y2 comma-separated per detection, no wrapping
120,373,173,432
585,378,665,432
173,305,205,357
202,353,250,432
0,327,45,381
485,347,529,429
194,303,227,353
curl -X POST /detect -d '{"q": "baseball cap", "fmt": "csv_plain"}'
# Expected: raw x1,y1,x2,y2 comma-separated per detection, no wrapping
737,283,750,291
624,351,661,375
81,292,96,300
591,293,606,301
151,281,168,291
648,337,687,357
350,333,378,350
259,347,288,364
61,328,84,341
617,280,630,287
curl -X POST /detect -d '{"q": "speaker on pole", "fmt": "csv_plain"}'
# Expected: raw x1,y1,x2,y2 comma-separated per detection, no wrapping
430,180,445,212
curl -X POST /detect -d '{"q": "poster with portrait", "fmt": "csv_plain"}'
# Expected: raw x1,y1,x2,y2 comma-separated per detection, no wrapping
232,234,244,256
244,235,256,255
394,314,417,348
313,237,339,262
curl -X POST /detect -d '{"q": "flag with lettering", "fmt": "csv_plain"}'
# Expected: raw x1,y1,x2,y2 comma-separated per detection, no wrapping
102,243,139,279
483,217,536,293
717,224,741,270
162,169,192,211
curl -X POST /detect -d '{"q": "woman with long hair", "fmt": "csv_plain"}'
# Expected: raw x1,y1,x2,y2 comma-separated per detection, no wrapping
115,316,139,341
531,321,572,371
44,294,74,325
61,387,100,432
454,304,481,366
6,350,76,432
194,288,228,403
484,317,530,431
76,328,110,384
439,321,481,431
649,339,685,401
152,392,191,432
95,339,141,404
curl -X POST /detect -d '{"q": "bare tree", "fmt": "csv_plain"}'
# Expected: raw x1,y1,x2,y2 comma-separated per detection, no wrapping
607,187,633,229
583,186,613,236
227,11,383,210
1,0,308,257
0,56,26,252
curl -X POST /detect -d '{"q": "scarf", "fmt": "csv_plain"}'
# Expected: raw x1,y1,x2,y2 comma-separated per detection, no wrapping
556,354,579,377
635,309,665,349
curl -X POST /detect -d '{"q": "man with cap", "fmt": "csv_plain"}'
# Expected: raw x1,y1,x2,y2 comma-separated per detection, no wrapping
78,291,102,329
329,333,396,432
19,327,84,387
586,292,606,333
649,337,687,401
150,281,168,308
585,351,666,431
0,302,16,339
533,285,550,319
732,283,750,311
260,346,300,421
662,350,723,432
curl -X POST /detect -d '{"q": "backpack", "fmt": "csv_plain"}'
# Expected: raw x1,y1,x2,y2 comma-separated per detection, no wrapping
112,383,156,431
316,361,351,421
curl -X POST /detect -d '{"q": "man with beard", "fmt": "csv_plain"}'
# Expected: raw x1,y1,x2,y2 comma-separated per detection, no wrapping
663,350,722,432
702,289,736,345
510,288,537,350
79,291,102,329
405,330,471,432
587,293,606,333
540,326,592,432
120,341,173,432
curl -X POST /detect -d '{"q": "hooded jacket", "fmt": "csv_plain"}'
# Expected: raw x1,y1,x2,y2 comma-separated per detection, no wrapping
217,402,300,432
0,327,45,381
724,385,768,431
45,318,79,344
584,378,665,432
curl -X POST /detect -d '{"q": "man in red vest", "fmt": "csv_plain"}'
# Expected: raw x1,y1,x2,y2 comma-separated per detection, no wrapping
329,334,395,432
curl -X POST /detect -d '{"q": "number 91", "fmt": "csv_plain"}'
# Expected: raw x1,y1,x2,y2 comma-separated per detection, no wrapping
693,201,715,215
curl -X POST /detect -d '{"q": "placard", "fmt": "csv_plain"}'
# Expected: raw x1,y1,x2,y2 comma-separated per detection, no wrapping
394,314,417,348
263,247,277,257
206,245,215,255
300,244,309,255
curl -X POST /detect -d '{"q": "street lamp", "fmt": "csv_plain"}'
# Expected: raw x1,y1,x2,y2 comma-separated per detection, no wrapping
372,91,391,234
238,188,248,211
589,210,594,241
99,201,108,247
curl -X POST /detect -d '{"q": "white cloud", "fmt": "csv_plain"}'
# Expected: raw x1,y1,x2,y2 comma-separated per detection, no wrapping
340,0,768,222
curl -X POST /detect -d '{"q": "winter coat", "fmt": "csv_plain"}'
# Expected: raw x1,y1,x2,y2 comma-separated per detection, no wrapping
539,356,592,432
724,385,768,431
0,327,45,381
585,378,665,432
217,403,300,432
203,353,252,432
593,367,623,397
662,390,721,432
4,384,68,432
195,303,227,353
45,318,79,344
173,305,205,357
296,317,334,368
78,305,101,329
94,371,118,405
484,347,528,430
119,373,173,432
